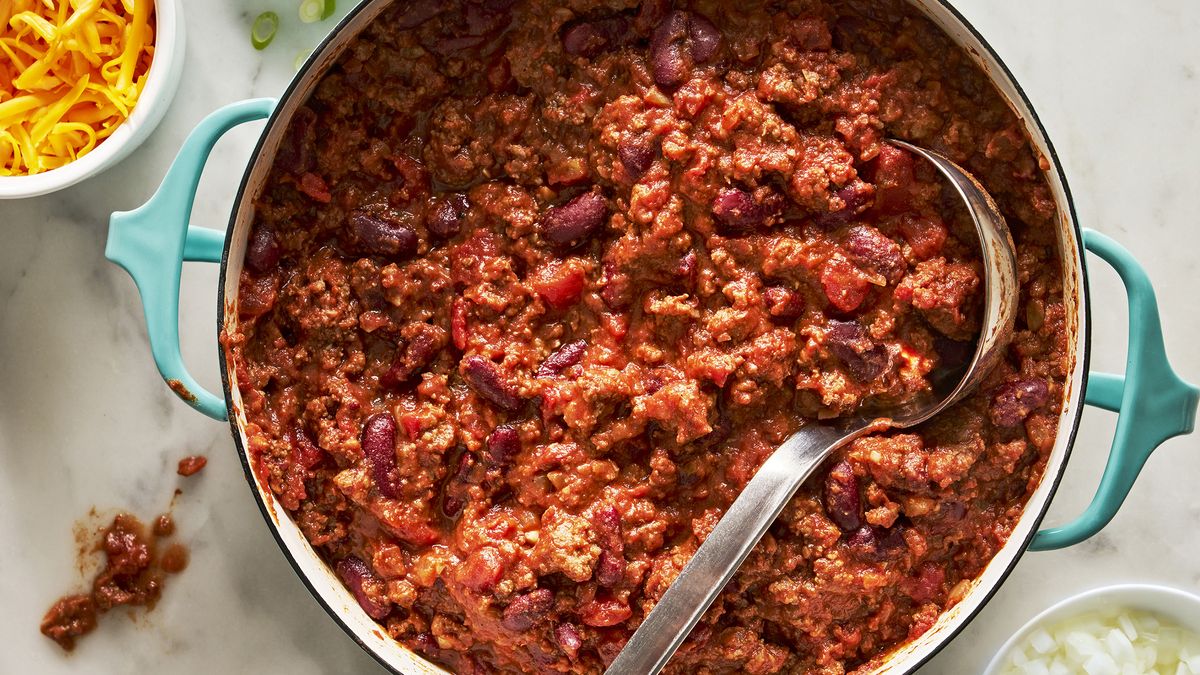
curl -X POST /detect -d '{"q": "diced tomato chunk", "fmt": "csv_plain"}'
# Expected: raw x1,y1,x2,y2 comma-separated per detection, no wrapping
821,256,872,313
903,562,946,603
531,258,587,310
290,426,325,469
299,172,332,203
873,145,915,213
399,415,422,441
898,214,948,260
579,598,632,627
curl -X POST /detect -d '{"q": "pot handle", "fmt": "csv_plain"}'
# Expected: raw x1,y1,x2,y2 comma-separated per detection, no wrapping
1030,229,1199,550
106,98,277,421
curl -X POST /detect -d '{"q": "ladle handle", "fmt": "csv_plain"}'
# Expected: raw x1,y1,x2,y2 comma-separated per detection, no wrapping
1031,229,1198,550
605,424,852,675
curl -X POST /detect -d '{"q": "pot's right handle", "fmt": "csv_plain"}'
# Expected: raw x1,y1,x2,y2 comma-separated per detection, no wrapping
1030,229,1199,550
106,98,276,421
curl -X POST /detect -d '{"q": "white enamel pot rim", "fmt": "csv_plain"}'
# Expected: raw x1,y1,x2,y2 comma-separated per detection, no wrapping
214,1,1092,673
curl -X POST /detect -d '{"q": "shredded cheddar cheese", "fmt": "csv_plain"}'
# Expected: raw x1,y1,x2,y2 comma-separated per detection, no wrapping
0,0,155,176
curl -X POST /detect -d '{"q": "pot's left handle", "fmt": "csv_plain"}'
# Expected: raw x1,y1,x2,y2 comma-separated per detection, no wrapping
106,98,276,421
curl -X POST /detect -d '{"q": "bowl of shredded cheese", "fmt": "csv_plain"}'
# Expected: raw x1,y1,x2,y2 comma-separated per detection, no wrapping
986,584,1200,675
0,0,183,198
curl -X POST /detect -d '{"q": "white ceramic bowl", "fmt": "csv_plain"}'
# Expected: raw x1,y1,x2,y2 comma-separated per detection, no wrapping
0,0,185,200
984,584,1200,674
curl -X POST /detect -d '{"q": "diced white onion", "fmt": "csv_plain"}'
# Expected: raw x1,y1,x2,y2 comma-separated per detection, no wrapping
1000,608,1200,675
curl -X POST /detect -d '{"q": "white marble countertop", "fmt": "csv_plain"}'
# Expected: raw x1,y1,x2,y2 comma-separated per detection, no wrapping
1,1,1198,673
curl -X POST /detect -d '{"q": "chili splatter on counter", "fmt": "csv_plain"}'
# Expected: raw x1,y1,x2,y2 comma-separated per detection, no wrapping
226,0,1070,672
176,455,208,477
40,512,188,652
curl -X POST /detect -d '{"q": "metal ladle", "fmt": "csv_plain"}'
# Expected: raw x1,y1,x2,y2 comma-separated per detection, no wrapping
606,140,1019,675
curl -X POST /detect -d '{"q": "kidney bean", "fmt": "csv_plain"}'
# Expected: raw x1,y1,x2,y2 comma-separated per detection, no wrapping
589,505,626,587
463,1,509,36
289,425,324,469
536,339,587,377
591,505,623,551
428,34,489,56
427,193,469,238
348,211,419,258
541,191,608,247
395,0,444,29
711,187,781,231
239,274,279,318
440,495,464,520
275,106,316,175
764,286,804,322
599,261,632,309
594,552,625,588
649,10,722,91
502,589,554,632
904,562,945,603
688,13,721,63
823,460,862,531
633,0,671,35
847,525,907,561
555,623,583,659
649,11,691,90
989,378,1049,428
618,136,658,179
391,155,431,204
381,328,443,388
413,633,484,674
245,226,281,273
486,424,521,464
846,225,905,283
941,501,967,521
440,449,476,519
817,180,876,227
675,250,697,279
712,188,759,230
361,412,401,499
463,356,524,411
562,16,631,58
336,557,390,619
826,320,891,382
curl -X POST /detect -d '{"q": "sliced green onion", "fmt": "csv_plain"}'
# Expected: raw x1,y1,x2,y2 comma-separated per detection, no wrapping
251,12,279,50
298,0,335,24
294,50,311,71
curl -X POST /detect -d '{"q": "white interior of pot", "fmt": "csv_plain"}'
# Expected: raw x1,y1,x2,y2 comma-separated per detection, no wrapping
221,1,1088,672
870,0,1087,671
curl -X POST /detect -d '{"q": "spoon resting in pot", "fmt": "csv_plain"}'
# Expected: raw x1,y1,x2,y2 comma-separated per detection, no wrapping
605,140,1019,675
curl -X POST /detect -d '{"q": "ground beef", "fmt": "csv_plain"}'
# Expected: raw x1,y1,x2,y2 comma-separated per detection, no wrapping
226,1,1070,672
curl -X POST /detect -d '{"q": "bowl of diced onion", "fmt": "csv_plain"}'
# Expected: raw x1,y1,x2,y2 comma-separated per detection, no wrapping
0,0,183,199
985,584,1200,675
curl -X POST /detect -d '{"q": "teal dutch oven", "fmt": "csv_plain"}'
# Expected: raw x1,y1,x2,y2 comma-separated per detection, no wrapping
103,0,1199,673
